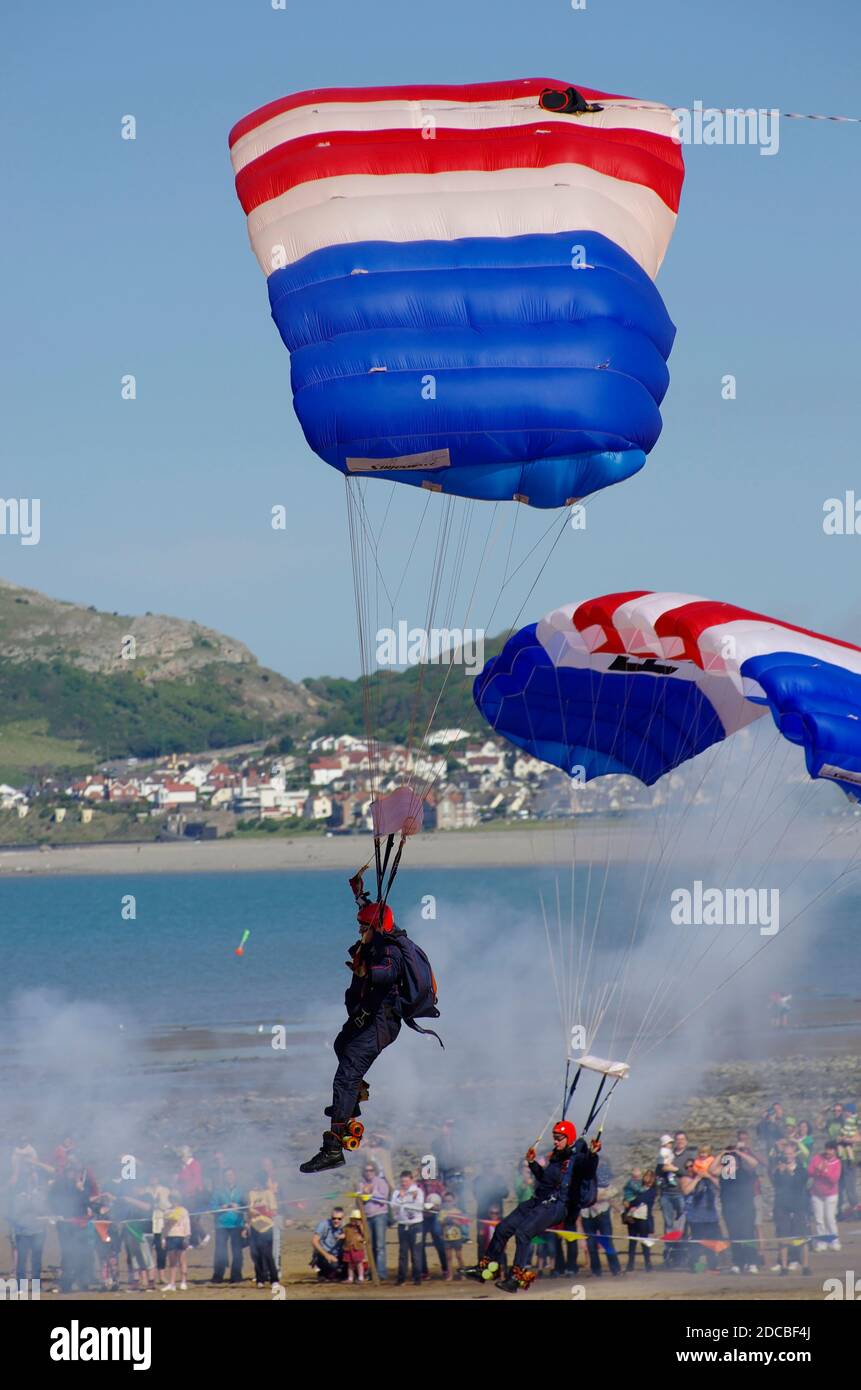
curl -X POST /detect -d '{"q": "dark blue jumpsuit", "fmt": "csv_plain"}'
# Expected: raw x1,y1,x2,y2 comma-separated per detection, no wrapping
330,932,402,1125
486,1142,598,1270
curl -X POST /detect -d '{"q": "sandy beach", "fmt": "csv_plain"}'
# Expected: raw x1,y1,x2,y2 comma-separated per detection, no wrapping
1,819,857,877
4,1221,858,1301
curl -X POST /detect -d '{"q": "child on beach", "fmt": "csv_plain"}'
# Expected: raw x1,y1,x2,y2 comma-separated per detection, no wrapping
163,1196,191,1291
342,1210,368,1283
440,1190,470,1280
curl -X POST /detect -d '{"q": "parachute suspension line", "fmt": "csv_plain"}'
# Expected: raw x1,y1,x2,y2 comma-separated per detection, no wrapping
645,775,860,1054
531,1100,563,1153
590,1077,622,1140
562,1064,582,1122
611,687,770,1062
402,492,456,766
638,822,861,1061
415,502,570,814
583,1074,607,1132
408,502,504,808
617,689,778,1045
630,737,812,1057
534,607,742,1066
538,885,571,1060
379,834,407,913
629,728,861,1056
346,477,382,803
401,494,469,801
580,641,764,1063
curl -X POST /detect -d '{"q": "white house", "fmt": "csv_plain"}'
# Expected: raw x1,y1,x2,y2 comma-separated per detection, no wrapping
157,781,198,809
0,783,27,811
310,758,345,786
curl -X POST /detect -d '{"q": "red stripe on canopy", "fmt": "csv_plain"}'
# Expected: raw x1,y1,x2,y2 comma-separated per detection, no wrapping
229,78,629,149
235,121,683,216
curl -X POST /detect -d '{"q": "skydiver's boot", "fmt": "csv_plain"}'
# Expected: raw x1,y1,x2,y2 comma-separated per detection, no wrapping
325,1079,369,1120
496,1264,536,1293
299,1129,346,1174
463,1256,499,1283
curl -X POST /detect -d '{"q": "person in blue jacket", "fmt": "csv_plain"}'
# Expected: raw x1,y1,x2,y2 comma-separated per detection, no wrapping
465,1122,600,1292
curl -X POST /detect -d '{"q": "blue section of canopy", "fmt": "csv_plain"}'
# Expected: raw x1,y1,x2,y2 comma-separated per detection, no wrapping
473,624,725,785
742,652,861,800
267,231,675,506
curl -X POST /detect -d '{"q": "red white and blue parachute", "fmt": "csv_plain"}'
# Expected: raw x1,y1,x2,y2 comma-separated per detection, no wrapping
474,591,861,800
229,79,684,507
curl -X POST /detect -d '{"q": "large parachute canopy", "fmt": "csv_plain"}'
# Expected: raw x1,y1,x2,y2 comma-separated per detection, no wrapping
229,79,684,507
474,591,861,800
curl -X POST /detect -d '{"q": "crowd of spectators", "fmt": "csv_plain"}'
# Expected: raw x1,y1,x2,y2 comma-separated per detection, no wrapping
4,1102,857,1291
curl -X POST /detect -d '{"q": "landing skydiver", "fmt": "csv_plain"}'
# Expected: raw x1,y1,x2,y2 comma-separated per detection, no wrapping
465,1121,601,1291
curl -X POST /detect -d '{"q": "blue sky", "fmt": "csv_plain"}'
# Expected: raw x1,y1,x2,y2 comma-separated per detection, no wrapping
3,0,860,679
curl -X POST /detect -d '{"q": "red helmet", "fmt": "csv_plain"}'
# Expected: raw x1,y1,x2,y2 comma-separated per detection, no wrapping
552,1120,577,1145
357,902,394,933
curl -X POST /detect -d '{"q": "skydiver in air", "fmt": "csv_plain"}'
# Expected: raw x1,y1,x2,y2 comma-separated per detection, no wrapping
299,871,441,1175
465,1121,601,1291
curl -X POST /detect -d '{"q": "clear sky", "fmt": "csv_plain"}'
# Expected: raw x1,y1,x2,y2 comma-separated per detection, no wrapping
4,0,860,680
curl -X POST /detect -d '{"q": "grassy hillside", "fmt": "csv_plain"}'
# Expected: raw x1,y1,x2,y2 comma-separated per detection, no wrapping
305,635,503,745
0,578,501,777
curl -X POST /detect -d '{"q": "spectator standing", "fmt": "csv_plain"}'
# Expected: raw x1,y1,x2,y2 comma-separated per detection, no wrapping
162,1196,191,1291
175,1146,207,1249
680,1160,722,1272
51,1162,92,1293
770,1141,810,1275
144,1172,172,1288
358,1156,389,1273
808,1142,842,1252
392,1170,424,1286
11,1166,49,1286
247,1174,279,1287
623,1169,656,1272
716,1135,760,1273
835,1107,858,1216
260,1157,282,1278
581,1158,622,1277
419,1184,448,1279
211,1168,246,1284
359,1160,390,1280
656,1133,685,1261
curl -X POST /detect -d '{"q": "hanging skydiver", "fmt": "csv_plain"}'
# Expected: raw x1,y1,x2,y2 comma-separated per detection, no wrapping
464,1121,601,1291
299,869,442,1175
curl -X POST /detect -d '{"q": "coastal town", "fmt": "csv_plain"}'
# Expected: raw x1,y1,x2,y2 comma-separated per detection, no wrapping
0,730,676,843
